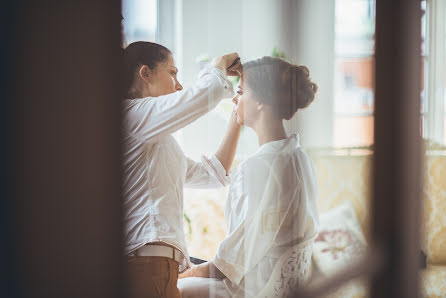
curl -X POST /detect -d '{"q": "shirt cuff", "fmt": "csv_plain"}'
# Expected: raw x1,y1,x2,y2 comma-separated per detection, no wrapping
198,64,235,98
201,155,230,187
212,256,244,285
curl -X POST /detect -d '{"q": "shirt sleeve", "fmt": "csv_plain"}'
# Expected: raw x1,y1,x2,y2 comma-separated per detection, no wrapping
184,155,230,189
123,65,234,144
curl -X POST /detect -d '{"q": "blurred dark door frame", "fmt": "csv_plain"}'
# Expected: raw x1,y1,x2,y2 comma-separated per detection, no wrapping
5,1,124,297
372,0,422,297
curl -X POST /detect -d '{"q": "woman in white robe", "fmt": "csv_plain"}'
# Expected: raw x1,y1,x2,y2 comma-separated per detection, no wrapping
178,56,320,298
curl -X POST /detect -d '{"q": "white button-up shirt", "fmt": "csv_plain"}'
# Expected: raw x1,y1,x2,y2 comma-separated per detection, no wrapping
213,134,319,297
122,65,233,271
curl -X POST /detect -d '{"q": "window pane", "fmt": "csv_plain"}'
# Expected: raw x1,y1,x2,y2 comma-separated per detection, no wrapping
422,0,427,55
421,114,425,139
334,57,374,115
122,0,157,45
422,0,446,145
335,0,375,56
335,0,375,147
334,115,374,147
421,57,427,114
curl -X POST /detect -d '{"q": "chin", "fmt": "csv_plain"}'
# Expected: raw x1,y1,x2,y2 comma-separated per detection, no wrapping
159,89,177,96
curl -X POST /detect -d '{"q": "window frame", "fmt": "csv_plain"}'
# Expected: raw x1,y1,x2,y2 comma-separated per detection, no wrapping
424,0,446,145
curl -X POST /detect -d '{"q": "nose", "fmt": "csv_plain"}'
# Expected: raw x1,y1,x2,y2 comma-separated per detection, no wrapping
232,95,238,105
176,80,183,91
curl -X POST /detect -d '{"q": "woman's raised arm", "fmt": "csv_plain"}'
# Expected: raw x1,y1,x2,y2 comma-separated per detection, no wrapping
215,110,242,175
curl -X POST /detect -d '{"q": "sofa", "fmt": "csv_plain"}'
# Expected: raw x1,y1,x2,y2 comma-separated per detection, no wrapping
308,150,446,297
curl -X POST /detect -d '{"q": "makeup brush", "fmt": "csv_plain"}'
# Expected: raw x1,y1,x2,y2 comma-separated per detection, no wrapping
228,57,240,69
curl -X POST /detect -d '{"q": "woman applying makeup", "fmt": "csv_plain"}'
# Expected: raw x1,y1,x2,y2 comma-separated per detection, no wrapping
122,41,242,298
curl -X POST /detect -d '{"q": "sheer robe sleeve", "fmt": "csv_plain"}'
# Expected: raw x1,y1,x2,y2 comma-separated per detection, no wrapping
213,155,309,285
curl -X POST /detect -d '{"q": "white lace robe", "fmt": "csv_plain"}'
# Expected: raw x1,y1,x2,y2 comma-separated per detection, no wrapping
179,134,319,297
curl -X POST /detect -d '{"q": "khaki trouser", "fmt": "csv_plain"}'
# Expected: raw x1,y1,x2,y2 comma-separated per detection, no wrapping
126,256,182,298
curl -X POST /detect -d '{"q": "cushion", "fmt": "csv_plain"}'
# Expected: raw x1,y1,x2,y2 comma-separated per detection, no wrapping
312,201,367,277
309,154,372,241
422,155,446,264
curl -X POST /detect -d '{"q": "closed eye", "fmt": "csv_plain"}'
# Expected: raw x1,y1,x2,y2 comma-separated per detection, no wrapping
170,67,178,76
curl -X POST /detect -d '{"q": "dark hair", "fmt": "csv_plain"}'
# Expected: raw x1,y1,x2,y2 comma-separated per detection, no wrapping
243,56,318,120
122,41,172,97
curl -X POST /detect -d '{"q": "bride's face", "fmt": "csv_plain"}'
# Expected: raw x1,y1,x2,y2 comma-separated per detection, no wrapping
232,78,258,126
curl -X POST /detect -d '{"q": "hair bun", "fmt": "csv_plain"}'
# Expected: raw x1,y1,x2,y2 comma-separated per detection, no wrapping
280,64,317,119
243,57,318,120
292,65,317,110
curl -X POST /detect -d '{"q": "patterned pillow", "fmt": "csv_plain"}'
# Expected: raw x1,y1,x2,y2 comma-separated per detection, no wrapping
312,201,367,277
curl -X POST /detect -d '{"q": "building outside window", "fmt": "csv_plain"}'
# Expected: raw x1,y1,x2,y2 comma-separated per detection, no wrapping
334,0,446,147
334,0,375,148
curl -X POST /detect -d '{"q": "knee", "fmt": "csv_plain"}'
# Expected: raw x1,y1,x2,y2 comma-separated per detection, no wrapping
177,278,195,298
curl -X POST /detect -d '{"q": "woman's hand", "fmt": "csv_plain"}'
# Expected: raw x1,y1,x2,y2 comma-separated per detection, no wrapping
178,265,196,279
178,262,212,279
212,53,242,76
179,262,226,280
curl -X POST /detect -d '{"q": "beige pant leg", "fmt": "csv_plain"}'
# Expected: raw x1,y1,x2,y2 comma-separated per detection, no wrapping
126,256,182,298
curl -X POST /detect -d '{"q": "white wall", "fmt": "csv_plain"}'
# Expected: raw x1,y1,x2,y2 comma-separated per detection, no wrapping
284,0,335,148
159,0,335,152
178,0,293,86
180,0,243,87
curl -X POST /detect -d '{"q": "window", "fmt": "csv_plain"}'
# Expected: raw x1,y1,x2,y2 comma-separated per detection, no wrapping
334,0,446,147
334,0,375,148
122,0,157,46
424,0,446,145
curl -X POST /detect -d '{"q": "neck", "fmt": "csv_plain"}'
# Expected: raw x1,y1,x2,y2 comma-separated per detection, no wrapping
127,89,141,99
253,117,287,147
128,80,149,99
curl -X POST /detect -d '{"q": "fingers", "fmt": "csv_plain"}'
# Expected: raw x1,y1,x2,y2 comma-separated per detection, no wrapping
226,59,242,77
226,69,241,76
223,52,240,68
178,269,191,279
212,52,242,74
226,52,239,63
227,57,240,69
229,53,240,68
227,61,241,71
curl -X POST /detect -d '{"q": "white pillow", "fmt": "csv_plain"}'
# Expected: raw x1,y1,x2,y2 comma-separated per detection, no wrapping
312,201,367,277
